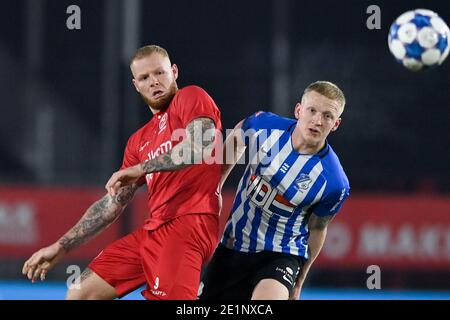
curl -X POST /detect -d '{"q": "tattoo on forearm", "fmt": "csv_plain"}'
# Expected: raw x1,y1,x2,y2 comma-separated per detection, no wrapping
79,268,93,283
141,117,216,174
141,151,180,173
113,184,136,206
58,185,137,252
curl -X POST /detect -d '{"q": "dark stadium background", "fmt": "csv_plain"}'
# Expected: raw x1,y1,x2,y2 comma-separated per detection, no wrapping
0,0,449,299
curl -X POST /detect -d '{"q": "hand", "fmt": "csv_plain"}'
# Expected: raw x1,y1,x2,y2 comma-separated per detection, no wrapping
22,243,65,283
106,164,145,196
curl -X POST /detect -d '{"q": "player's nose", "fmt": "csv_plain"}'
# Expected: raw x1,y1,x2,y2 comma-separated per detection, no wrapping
312,113,322,125
149,75,159,87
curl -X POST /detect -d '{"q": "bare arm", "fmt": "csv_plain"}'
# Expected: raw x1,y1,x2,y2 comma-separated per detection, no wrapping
220,119,246,190
106,117,217,195
142,117,216,173
22,184,139,282
58,184,138,252
290,213,334,299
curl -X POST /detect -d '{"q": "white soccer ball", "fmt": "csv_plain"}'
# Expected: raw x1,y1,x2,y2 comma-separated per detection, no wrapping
388,9,449,71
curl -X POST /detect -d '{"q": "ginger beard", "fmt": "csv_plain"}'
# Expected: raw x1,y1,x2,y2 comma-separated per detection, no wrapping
140,80,178,112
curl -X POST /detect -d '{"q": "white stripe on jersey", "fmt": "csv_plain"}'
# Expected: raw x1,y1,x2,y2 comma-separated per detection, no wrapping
278,154,310,195
249,130,283,167
259,136,292,178
257,212,292,252
223,163,251,246
282,209,308,256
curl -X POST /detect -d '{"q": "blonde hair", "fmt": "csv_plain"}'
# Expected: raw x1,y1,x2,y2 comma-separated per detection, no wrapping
303,81,346,111
130,45,170,66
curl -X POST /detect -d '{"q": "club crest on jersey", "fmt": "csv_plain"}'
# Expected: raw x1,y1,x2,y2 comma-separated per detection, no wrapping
295,173,312,191
158,113,168,134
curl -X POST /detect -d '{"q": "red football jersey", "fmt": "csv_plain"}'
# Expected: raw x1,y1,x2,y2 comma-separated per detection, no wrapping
121,85,223,230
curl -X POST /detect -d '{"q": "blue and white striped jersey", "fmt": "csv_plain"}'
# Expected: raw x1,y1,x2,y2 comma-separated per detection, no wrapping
221,112,350,259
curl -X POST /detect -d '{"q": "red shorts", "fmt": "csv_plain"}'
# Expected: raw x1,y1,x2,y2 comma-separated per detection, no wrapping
88,214,218,300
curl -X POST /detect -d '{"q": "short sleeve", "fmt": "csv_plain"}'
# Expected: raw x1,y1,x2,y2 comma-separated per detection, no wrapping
241,111,266,146
241,111,266,132
312,186,350,217
173,86,222,130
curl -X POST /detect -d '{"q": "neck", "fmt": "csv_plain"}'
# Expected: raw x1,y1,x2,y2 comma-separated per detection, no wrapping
148,105,168,115
149,106,159,115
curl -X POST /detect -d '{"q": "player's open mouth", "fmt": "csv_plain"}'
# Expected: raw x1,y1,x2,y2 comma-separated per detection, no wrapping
309,128,320,135
152,90,164,99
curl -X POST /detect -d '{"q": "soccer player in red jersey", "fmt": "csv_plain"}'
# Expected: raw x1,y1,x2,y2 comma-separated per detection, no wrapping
22,45,223,300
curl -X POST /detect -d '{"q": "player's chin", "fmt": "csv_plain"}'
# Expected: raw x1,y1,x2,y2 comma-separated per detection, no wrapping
305,135,323,146
150,93,174,110
149,97,168,110
305,131,321,140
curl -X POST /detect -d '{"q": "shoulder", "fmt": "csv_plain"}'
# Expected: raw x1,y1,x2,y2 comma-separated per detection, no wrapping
175,85,213,101
243,111,296,131
321,145,350,192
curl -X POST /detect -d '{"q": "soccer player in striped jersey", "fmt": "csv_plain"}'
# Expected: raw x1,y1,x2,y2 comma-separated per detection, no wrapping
199,81,350,300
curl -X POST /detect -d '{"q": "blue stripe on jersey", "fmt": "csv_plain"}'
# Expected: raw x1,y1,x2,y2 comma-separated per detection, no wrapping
280,207,304,254
263,214,281,251
222,165,252,245
255,130,290,176
222,220,233,244
296,226,309,257
247,130,269,163
268,148,298,187
234,198,252,251
248,206,263,252
229,182,245,214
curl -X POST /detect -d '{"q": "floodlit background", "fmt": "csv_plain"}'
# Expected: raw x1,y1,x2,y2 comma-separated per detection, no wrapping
0,0,449,300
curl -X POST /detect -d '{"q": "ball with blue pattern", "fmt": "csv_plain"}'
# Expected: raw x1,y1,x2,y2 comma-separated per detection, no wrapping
388,9,449,71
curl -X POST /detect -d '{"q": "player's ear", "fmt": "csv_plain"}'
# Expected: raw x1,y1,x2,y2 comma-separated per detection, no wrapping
331,118,342,132
132,79,140,93
294,103,301,120
172,64,179,80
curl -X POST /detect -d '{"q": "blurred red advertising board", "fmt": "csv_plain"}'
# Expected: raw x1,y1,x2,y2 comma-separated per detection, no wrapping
1,187,449,270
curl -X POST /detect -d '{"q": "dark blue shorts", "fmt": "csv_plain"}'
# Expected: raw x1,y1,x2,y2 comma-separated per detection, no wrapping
199,243,305,300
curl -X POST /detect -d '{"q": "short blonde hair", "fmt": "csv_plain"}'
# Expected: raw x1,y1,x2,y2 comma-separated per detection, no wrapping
130,45,170,66
303,81,346,111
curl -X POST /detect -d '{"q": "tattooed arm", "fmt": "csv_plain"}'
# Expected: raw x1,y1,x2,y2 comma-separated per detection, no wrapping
290,213,335,300
106,117,217,196
22,184,139,282
144,117,216,172
58,184,137,251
